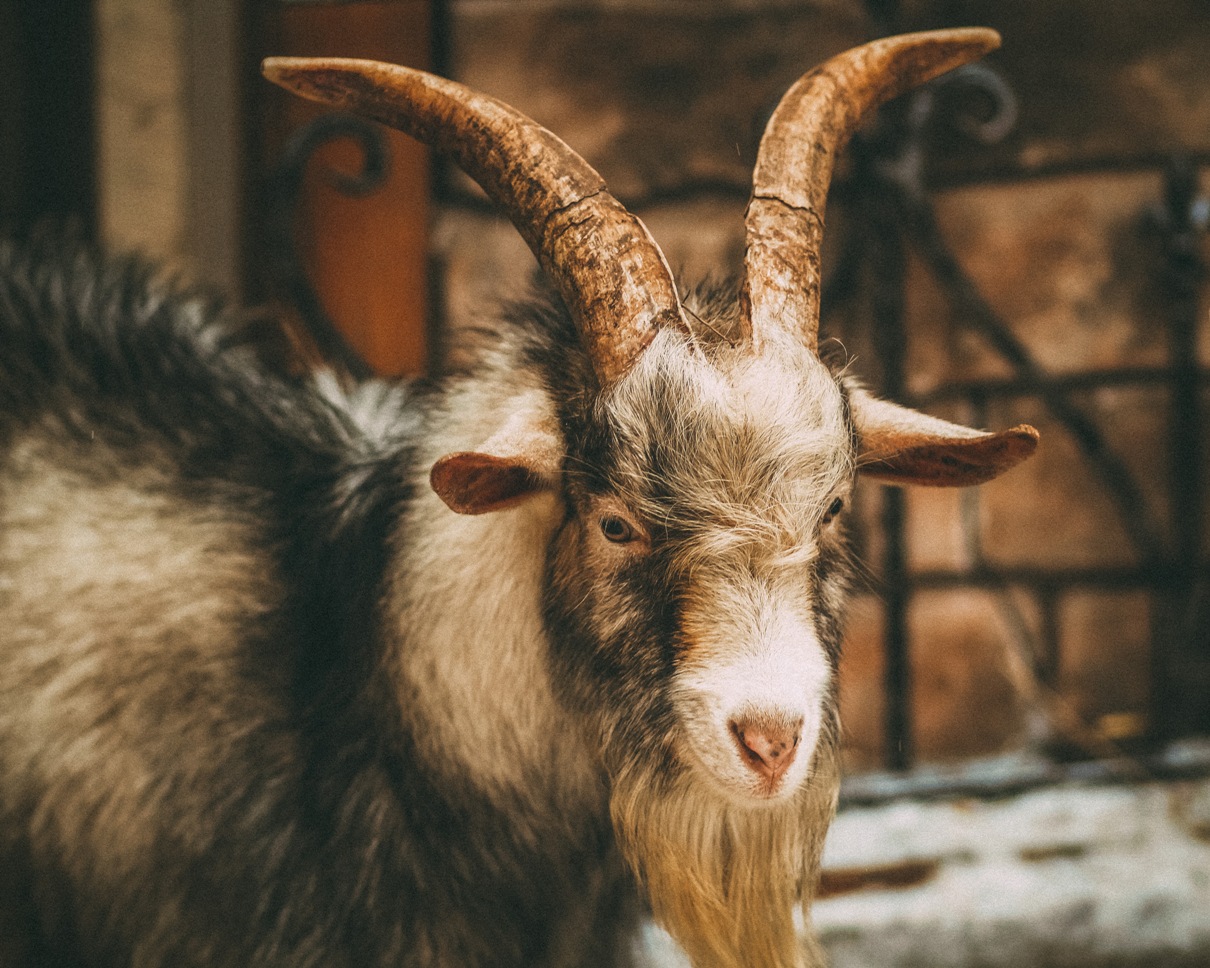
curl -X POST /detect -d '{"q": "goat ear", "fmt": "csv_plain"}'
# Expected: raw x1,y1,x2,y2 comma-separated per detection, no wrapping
430,407,563,514
850,387,1039,487
430,452,553,514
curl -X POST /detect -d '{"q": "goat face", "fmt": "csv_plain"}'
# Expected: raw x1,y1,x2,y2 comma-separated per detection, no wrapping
547,329,852,806
533,323,859,968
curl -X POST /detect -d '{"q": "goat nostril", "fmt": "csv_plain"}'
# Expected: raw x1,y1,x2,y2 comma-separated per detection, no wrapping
729,716,804,779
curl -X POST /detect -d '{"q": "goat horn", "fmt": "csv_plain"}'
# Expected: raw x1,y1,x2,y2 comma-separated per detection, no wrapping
742,28,1001,354
262,57,686,387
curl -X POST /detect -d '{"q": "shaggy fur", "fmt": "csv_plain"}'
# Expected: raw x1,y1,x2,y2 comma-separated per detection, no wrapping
544,325,854,968
0,237,860,967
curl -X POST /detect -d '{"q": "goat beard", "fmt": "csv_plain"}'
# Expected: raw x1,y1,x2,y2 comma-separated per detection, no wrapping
608,733,840,968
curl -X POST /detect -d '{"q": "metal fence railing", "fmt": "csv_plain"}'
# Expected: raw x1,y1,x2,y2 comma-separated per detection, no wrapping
823,49,1210,783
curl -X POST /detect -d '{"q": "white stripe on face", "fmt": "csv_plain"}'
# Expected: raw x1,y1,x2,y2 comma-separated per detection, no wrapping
596,334,852,805
673,569,832,803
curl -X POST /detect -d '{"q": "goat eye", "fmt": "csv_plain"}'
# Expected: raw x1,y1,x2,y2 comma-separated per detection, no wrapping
822,497,844,524
599,516,635,543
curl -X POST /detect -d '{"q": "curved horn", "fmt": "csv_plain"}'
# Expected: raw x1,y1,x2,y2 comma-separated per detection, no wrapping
742,28,1001,353
262,57,686,387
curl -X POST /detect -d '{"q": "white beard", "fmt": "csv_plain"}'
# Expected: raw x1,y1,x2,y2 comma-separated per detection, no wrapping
609,727,840,968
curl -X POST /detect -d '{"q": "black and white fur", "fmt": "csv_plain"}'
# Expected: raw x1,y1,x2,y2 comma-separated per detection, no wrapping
0,236,857,967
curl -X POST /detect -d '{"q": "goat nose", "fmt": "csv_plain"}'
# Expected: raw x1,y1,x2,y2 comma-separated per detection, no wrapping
729,716,803,779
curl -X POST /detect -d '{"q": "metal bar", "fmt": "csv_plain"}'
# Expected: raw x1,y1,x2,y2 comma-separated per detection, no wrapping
864,152,914,772
1162,157,1204,577
909,562,1210,591
266,113,386,381
1152,156,1209,740
894,187,1170,567
880,487,911,770
1037,589,1061,687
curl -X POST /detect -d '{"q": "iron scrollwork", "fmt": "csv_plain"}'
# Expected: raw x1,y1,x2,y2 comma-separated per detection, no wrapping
267,112,389,381
832,14,1210,774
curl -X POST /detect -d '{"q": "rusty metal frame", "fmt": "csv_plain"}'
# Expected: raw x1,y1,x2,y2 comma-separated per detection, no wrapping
824,42,1210,774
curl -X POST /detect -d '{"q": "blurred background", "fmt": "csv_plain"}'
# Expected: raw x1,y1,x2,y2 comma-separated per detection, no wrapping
2,0,1208,964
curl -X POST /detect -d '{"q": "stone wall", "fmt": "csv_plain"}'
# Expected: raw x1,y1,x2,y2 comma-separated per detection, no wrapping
94,0,243,292
433,0,1210,773
440,0,1210,198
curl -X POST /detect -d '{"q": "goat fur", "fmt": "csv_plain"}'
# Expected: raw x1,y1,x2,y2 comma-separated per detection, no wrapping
0,191,1036,966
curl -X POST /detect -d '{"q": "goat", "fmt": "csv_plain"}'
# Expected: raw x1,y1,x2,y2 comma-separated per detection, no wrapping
0,28,1037,968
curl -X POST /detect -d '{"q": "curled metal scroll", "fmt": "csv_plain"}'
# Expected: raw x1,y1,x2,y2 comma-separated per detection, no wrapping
267,112,389,381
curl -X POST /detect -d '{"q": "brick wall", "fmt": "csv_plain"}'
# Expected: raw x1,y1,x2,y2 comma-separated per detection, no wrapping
433,0,1210,772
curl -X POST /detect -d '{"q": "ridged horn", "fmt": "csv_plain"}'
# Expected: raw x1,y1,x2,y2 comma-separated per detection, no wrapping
742,28,1001,353
262,57,686,388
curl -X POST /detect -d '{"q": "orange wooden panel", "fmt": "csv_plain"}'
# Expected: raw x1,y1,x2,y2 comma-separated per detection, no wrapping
263,1,431,377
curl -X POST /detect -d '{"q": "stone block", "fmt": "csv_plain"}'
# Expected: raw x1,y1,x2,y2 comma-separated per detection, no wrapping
975,398,1146,571
908,588,1033,762
1057,590,1152,731
446,2,869,201
638,196,747,285
899,172,1176,398
431,195,748,333
904,483,970,573
838,594,887,773
431,205,539,324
